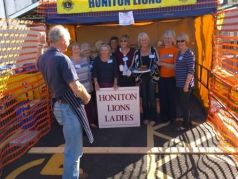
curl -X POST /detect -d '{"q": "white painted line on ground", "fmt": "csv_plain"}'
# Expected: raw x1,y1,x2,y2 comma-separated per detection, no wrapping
28,147,238,154
147,124,154,147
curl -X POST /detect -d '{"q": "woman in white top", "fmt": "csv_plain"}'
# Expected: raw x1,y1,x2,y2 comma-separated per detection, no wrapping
131,32,159,125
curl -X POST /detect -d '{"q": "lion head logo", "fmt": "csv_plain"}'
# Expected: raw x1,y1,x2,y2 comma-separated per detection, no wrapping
62,0,73,10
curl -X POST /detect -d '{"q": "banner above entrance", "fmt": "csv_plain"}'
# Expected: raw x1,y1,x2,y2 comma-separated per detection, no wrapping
57,0,197,14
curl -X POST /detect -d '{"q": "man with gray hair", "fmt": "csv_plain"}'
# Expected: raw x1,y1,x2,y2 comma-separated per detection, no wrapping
38,25,93,179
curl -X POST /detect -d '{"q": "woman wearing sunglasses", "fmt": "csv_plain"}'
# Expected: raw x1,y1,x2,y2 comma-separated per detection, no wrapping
175,33,195,129
115,34,136,87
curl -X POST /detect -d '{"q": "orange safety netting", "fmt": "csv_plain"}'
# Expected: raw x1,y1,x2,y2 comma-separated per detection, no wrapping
209,6,238,151
0,19,52,176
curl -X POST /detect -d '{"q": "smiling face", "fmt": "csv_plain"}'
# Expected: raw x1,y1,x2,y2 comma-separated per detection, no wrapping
99,45,110,60
138,32,150,49
163,36,174,47
162,30,176,48
83,48,91,58
120,38,128,48
71,45,81,57
140,37,150,48
176,33,189,51
177,39,186,50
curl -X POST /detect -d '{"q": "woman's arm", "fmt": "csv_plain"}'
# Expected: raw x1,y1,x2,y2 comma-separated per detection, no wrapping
184,50,195,92
69,80,91,104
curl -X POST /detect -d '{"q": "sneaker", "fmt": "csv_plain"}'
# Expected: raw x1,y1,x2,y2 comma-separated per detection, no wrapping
90,123,98,128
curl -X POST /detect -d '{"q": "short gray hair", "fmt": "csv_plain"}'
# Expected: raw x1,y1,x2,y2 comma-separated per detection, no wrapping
48,25,70,43
99,44,111,55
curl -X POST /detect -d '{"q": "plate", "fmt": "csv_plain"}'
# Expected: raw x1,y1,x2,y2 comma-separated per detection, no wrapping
132,69,151,74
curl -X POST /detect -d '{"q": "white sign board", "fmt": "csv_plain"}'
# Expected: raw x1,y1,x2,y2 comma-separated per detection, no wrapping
119,11,135,26
96,87,140,128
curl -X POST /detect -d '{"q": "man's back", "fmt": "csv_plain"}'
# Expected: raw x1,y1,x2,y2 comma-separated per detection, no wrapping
38,47,78,99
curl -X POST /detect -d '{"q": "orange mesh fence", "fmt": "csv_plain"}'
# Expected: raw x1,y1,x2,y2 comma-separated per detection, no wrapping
209,5,238,151
0,19,52,176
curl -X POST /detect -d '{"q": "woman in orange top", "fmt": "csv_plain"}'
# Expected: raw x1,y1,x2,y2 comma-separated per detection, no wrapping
157,30,179,124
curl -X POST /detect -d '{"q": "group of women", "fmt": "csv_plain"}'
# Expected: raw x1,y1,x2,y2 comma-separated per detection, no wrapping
70,30,195,129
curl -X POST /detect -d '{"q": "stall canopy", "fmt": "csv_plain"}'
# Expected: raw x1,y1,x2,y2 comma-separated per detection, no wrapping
38,0,217,24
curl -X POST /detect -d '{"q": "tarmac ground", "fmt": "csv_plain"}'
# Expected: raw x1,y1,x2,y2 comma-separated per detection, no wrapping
2,96,238,179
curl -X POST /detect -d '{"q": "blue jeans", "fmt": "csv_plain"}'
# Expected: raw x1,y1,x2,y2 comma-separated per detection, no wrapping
53,102,83,179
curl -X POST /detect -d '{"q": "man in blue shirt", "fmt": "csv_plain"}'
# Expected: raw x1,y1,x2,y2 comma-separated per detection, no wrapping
38,25,92,179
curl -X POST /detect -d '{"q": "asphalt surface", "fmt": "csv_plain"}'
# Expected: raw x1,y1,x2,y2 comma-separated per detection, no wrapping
1,96,238,179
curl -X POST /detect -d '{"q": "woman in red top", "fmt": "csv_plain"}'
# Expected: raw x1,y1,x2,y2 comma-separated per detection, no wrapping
157,30,179,124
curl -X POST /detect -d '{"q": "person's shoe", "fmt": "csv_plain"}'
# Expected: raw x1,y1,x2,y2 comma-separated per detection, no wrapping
160,120,169,124
170,118,177,125
150,121,156,126
182,121,192,129
143,120,149,125
177,125,186,131
90,123,97,128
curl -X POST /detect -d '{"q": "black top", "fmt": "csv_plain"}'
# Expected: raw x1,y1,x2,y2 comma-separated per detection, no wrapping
131,47,159,70
92,56,118,84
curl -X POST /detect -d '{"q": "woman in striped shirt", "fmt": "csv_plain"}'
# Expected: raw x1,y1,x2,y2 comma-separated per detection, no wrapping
70,42,97,128
175,33,195,129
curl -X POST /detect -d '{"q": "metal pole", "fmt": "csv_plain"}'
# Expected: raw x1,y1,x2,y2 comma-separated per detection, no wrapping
2,0,9,27
2,0,8,18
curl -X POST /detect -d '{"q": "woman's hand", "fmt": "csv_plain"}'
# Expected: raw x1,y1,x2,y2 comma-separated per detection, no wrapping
157,61,175,69
183,85,189,92
113,82,118,90
95,81,100,91
157,61,164,66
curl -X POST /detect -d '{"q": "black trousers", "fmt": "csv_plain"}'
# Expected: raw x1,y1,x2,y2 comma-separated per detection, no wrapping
159,77,176,122
140,74,157,121
177,87,192,125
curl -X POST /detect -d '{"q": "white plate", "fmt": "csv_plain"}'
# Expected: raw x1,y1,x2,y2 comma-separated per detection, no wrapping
132,69,151,74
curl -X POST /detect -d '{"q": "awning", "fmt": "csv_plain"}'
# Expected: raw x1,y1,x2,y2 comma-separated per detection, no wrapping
39,0,217,24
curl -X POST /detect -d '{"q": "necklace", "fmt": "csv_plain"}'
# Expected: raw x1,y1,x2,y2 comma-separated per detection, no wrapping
141,47,150,56
120,47,130,56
